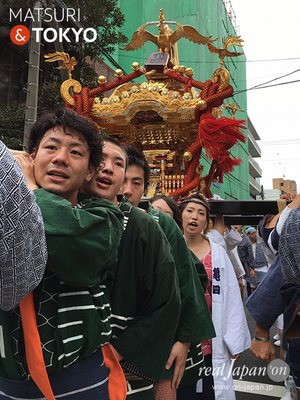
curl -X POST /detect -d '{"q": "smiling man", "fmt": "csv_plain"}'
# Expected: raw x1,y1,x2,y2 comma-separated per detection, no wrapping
31,128,93,204
0,110,124,400
83,136,128,204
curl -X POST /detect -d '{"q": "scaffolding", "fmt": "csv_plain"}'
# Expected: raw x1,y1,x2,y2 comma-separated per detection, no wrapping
222,0,240,36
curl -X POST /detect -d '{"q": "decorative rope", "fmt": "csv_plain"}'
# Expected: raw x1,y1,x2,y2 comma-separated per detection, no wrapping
65,69,145,120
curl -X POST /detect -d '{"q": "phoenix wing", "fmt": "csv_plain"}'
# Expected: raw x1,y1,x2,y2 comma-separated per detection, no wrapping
170,23,217,46
224,50,244,58
207,43,222,55
120,24,158,51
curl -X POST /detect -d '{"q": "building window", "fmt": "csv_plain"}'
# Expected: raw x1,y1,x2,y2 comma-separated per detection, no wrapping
0,47,26,106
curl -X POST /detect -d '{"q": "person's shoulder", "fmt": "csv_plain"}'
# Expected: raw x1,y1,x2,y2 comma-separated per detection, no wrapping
240,234,251,244
0,141,13,163
133,205,153,220
76,194,122,215
155,207,175,226
209,237,228,255
119,196,156,223
149,203,182,234
207,229,226,250
256,240,263,249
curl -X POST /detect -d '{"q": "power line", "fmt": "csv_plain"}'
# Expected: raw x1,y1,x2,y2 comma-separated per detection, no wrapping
259,139,300,146
235,79,300,95
114,51,300,96
232,57,300,63
114,52,300,64
234,69,300,95
247,69,300,90
200,153,250,192
258,157,300,163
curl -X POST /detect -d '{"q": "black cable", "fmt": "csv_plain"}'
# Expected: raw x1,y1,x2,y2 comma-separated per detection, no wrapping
200,153,250,192
245,69,300,90
235,79,300,95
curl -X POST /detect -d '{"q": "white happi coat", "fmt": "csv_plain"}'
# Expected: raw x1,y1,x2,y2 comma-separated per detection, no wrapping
207,237,251,399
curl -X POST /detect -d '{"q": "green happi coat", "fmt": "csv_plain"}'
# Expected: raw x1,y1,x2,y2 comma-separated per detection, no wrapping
146,203,216,387
0,189,123,380
107,197,181,399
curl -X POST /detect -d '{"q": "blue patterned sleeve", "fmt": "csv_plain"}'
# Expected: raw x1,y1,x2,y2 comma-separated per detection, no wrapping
0,141,47,311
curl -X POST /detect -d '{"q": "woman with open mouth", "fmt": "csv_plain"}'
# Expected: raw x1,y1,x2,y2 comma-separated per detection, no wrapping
179,191,251,400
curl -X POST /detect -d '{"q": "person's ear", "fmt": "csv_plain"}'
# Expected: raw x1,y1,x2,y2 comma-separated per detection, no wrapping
84,165,95,183
29,148,36,163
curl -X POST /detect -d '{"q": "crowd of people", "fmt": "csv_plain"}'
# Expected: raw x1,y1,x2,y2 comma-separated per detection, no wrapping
0,108,299,400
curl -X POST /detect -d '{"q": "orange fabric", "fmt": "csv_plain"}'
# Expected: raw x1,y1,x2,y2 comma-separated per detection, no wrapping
19,294,126,400
19,292,56,400
102,343,127,400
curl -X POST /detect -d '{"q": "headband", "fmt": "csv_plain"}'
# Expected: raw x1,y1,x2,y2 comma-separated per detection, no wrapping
180,198,210,212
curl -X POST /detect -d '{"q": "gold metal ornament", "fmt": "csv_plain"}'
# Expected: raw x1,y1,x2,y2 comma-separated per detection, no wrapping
49,9,245,199
197,100,207,110
185,68,194,77
223,102,244,119
44,52,78,79
44,52,81,106
178,65,186,75
132,62,140,71
183,151,193,161
120,8,217,56
60,79,82,106
98,76,107,85
207,36,244,68
115,69,124,78
211,68,230,92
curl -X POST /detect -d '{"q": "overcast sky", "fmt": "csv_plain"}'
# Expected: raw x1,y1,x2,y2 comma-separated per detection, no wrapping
229,0,300,192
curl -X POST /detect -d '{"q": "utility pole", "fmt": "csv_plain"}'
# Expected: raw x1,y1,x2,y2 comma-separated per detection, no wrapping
46,0,69,82
23,0,43,149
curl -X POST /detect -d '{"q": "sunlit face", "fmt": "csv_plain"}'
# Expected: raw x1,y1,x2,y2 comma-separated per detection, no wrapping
121,164,145,207
31,126,94,206
151,198,174,218
82,141,126,204
181,202,208,236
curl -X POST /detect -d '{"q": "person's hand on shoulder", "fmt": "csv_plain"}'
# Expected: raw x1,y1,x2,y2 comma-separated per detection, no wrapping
10,150,39,191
